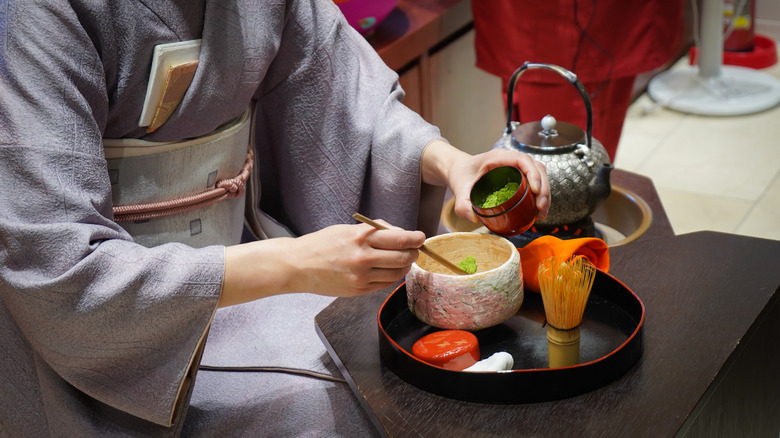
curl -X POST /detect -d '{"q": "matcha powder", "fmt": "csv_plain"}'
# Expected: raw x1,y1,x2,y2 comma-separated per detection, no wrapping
481,181,520,208
458,256,478,274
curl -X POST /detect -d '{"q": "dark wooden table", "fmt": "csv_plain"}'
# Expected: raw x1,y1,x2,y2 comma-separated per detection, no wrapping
316,230,780,437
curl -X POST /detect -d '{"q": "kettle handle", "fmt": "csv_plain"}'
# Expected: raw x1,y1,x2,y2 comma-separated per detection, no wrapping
505,62,593,149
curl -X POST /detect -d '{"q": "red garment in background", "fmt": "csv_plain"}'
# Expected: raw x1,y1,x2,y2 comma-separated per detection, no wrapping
472,0,684,160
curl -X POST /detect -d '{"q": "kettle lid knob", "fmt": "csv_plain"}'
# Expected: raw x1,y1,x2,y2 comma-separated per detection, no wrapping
541,115,557,132
510,114,586,151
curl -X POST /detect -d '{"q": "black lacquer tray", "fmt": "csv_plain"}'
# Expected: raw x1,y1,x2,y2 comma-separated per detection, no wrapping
377,269,645,404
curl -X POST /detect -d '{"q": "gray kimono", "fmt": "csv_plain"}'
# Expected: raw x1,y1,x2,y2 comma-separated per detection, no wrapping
0,0,441,436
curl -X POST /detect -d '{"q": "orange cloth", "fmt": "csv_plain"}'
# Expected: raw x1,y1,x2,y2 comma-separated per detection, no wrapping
519,236,609,293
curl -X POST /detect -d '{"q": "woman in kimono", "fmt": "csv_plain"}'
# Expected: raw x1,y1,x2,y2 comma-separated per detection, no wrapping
0,0,549,436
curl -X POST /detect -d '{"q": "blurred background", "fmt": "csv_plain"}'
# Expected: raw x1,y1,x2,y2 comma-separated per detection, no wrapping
338,0,780,241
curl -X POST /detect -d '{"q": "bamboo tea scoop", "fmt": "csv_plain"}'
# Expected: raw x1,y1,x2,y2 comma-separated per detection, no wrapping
352,213,468,275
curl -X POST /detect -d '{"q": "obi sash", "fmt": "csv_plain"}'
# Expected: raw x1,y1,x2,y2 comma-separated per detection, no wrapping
104,108,253,248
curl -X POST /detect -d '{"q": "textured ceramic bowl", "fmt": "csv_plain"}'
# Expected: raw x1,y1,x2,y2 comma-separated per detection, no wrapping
405,233,524,331
471,166,536,236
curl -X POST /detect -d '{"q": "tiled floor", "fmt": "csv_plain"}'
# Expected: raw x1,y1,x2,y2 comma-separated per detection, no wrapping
614,54,780,241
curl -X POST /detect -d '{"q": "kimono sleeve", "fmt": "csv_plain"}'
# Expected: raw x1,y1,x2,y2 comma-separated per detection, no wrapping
0,1,224,427
251,0,446,235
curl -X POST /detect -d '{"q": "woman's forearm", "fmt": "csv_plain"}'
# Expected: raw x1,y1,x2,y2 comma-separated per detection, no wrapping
420,139,472,188
219,238,300,307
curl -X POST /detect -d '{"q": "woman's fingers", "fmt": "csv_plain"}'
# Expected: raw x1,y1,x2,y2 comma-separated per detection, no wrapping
294,223,425,296
530,160,550,219
448,149,552,222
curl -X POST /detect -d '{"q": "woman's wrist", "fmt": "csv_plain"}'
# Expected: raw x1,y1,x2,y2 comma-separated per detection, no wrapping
219,238,299,307
420,139,471,188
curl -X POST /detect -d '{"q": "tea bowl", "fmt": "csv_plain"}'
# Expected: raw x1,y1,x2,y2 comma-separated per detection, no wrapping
405,232,524,331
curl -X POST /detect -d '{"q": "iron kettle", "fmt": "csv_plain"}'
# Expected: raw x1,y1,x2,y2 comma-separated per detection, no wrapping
492,62,613,227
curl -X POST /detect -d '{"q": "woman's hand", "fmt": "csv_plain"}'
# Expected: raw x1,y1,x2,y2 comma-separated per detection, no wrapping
219,221,425,307
421,140,550,224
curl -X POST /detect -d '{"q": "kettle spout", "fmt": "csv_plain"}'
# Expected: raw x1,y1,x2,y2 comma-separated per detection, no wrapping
597,162,613,187
587,163,614,206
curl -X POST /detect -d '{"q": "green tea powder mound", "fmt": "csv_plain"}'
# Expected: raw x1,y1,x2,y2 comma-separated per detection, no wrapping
481,181,519,208
458,256,478,274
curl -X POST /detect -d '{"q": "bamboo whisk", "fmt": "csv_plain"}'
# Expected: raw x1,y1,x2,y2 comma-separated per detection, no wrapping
538,255,596,367
538,255,596,330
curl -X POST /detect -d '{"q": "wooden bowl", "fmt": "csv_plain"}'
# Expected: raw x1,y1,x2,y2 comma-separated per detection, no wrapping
405,233,523,331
